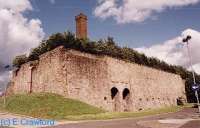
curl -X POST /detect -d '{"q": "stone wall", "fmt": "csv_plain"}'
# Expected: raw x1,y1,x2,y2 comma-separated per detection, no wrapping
12,47,67,96
10,46,186,112
105,57,185,111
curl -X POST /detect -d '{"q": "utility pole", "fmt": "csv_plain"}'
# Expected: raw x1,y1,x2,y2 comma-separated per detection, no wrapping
183,35,200,113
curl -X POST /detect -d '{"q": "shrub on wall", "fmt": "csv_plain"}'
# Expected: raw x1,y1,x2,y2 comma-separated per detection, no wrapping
12,54,28,68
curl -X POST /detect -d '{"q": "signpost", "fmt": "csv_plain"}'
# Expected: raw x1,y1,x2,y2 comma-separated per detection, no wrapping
192,84,200,112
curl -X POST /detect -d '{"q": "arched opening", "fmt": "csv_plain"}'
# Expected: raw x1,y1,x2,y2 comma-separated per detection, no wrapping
111,87,119,99
111,87,120,111
122,88,130,112
123,88,130,100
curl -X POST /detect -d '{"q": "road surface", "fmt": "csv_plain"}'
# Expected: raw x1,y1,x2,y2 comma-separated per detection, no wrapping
47,108,200,128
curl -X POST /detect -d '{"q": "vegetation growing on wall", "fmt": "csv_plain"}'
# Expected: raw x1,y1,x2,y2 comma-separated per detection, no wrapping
12,31,200,103
12,54,28,68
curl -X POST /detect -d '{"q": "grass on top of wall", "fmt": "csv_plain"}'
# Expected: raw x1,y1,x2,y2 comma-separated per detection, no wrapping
0,93,105,120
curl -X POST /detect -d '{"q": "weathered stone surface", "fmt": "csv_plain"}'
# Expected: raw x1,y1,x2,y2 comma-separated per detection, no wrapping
10,46,186,112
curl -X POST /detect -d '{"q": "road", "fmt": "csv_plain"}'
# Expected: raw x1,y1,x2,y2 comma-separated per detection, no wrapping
47,108,200,128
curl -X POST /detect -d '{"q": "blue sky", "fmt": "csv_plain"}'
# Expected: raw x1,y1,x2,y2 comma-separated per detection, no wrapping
1,0,200,87
26,0,200,47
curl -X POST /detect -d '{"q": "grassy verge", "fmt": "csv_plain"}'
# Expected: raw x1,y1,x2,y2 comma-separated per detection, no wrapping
64,106,183,120
0,93,104,120
0,93,190,121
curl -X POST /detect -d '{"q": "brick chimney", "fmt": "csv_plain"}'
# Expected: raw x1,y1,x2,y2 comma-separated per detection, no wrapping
75,13,88,39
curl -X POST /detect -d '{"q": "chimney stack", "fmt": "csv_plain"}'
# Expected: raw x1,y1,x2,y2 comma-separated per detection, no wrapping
75,13,88,39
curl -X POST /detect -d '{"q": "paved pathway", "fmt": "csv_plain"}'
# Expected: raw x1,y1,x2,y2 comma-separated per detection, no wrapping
180,120,200,128
47,108,200,128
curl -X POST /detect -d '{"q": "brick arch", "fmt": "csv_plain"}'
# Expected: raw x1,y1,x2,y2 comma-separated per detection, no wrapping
111,87,120,111
111,87,119,99
122,88,131,112
123,88,130,100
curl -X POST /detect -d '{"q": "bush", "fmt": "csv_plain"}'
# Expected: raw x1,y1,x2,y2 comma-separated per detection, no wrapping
12,54,28,67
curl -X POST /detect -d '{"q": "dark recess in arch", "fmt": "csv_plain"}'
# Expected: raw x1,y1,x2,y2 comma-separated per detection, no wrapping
111,87,119,99
123,88,130,100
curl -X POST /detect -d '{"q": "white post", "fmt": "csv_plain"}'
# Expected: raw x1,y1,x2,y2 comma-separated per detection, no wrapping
186,40,200,113
3,86,7,108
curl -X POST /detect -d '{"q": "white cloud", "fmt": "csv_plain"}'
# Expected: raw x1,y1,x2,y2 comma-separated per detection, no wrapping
0,0,32,12
135,29,200,74
94,0,200,23
0,0,45,90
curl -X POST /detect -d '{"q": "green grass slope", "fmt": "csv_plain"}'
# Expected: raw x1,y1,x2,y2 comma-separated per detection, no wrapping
0,93,190,121
0,93,105,119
